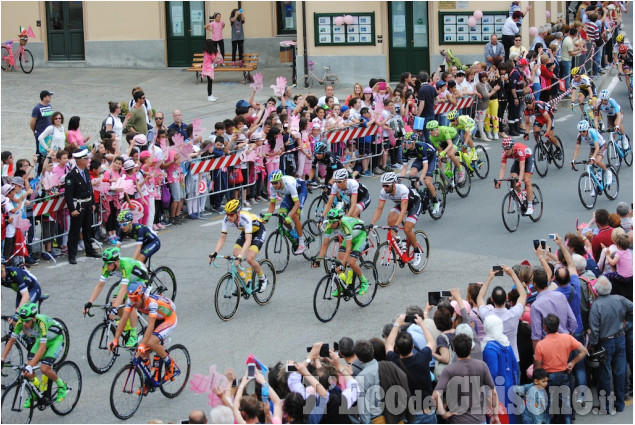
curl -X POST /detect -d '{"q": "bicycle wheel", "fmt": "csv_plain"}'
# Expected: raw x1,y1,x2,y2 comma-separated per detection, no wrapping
578,172,597,210
454,162,471,198
528,184,544,222
86,321,118,374
353,261,378,307
307,195,327,220
603,167,619,200
19,49,33,74
301,219,323,260
160,344,191,398
622,134,633,166
553,136,565,169
1,46,10,71
374,242,397,287
428,182,446,220
533,143,548,177
53,317,70,365
264,230,290,273
408,231,430,274
1,335,23,389
1,381,34,423
110,364,144,420
501,192,520,232
214,274,241,321
301,74,313,89
606,138,621,173
323,238,341,274
313,275,341,322
253,259,276,305
473,145,490,179
361,230,380,264
150,266,177,301
50,360,82,415
326,75,340,89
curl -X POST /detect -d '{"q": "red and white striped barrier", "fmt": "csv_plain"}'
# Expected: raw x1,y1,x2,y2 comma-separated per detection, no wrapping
434,96,475,115
190,153,241,175
32,195,66,217
325,125,380,144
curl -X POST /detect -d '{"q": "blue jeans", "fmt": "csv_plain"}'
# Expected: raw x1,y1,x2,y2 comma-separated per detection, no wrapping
560,60,572,91
532,83,541,101
421,116,435,145
411,411,437,424
626,321,633,392
593,47,603,75
598,334,627,412
570,331,588,395
547,371,571,424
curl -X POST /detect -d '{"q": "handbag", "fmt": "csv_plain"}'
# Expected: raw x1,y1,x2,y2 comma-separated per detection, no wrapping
38,134,52,155
161,183,171,209
228,168,243,185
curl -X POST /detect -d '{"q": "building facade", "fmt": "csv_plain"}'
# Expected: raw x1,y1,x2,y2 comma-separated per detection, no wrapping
2,1,568,83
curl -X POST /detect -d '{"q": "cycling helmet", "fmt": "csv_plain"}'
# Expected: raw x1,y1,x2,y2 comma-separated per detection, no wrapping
501,137,515,150
269,170,283,183
619,44,628,54
380,172,398,184
313,142,327,154
333,169,349,181
599,89,610,100
447,110,459,121
18,302,38,320
117,210,133,224
127,281,147,302
523,94,535,104
426,120,439,130
326,208,344,222
403,132,417,143
571,67,580,76
616,34,625,43
224,199,241,214
585,346,607,368
578,120,590,132
102,247,121,264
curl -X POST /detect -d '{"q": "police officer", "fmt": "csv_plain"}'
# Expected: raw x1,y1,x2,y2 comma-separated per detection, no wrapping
64,149,100,264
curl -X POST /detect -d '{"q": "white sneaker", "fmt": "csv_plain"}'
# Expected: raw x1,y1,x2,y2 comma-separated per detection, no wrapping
605,171,613,185
78,240,85,252
432,202,441,215
258,276,269,293
493,132,500,140
208,95,217,102
411,253,421,266
486,131,493,139
458,169,466,182
526,205,534,215
294,245,306,255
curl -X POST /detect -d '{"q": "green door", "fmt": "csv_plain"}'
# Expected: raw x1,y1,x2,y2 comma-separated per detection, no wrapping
166,1,206,67
388,1,429,81
45,1,85,61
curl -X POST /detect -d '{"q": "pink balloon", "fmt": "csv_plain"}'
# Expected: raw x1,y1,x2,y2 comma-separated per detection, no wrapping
468,17,477,27
334,16,344,26
473,10,483,20
344,15,355,25
546,10,551,19
529,26,538,37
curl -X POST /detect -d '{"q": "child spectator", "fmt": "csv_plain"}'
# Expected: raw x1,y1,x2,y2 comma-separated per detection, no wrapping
102,156,124,244
204,12,226,60
2,151,15,181
165,140,184,224
518,367,549,424
202,39,220,102
603,234,633,289
210,136,229,213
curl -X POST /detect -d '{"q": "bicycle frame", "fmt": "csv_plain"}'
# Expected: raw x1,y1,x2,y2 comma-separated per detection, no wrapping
379,226,413,263
212,255,258,296
6,364,47,407
2,41,24,68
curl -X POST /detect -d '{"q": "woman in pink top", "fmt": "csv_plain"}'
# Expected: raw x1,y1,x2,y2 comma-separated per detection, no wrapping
204,13,225,62
66,115,90,147
603,234,633,289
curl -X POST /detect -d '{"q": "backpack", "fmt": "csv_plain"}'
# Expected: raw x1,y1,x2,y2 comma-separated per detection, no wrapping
433,333,456,381
100,114,114,140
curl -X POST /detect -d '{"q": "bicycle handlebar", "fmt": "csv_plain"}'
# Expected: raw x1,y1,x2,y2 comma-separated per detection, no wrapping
84,303,113,318
494,178,519,185
211,255,246,271
570,160,591,172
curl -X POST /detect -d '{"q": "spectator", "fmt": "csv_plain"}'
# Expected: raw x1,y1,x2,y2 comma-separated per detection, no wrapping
210,405,233,424
502,11,523,60
507,58,528,135
318,84,340,107
188,409,208,424
510,35,528,60
30,90,54,157
128,86,154,126
104,102,127,140
353,339,382,423
204,12,226,61
530,26,548,50
591,208,614,261
518,367,549,424
602,234,633,297
561,28,581,93
416,72,438,145
167,109,188,139
484,34,505,68
126,91,149,136
66,116,91,147
338,336,364,376
230,8,245,67
616,201,632,233
37,111,65,157
202,39,220,102
474,71,499,141
585,12,602,76
434,333,498,423
509,1,531,27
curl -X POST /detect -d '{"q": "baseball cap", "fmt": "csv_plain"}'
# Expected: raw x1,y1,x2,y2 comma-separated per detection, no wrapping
40,90,54,99
139,150,151,159
616,202,630,216
340,105,349,113
518,58,529,66
435,80,447,89
235,100,251,109
1,184,15,196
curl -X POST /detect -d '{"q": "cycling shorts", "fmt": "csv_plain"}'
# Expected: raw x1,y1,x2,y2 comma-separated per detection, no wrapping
355,194,372,213
533,117,555,130
141,239,161,259
152,315,177,344
235,227,267,253
589,144,608,158
439,135,460,150
279,182,308,215
411,158,437,178
607,114,621,128
579,86,596,98
459,128,476,144
28,334,64,366
338,232,368,259
390,198,423,224
510,155,535,175
14,286,42,309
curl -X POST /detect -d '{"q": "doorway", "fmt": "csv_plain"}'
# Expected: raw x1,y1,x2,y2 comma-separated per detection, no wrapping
166,1,206,67
388,2,429,82
45,1,85,61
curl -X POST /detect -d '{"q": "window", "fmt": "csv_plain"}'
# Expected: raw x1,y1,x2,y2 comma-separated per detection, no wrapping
277,1,296,34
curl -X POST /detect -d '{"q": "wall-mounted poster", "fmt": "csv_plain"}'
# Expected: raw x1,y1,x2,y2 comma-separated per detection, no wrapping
314,12,375,46
439,11,508,44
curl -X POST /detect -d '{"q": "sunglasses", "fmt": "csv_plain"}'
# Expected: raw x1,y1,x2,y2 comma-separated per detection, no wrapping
382,184,393,188
119,221,131,227
226,213,237,217
334,180,345,184
155,117,163,120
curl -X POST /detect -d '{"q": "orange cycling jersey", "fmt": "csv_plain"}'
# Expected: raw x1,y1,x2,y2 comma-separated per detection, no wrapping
125,293,176,321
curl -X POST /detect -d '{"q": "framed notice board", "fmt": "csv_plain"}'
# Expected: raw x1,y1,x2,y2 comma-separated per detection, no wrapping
314,13,375,46
439,11,507,44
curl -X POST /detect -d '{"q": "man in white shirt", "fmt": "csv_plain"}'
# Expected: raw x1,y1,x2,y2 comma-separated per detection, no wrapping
502,11,523,60
317,85,339,107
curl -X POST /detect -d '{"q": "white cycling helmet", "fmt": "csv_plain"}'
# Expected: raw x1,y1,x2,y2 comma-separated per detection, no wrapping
599,90,610,101
380,172,398,184
578,120,590,132
333,169,349,181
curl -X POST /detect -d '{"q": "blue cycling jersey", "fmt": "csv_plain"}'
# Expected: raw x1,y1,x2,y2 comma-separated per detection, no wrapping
596,98,621,116
577,128,605,147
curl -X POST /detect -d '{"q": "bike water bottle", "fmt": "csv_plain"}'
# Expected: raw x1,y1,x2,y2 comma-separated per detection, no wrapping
246,267,253,283
290,228,298,239
153,355,160,380
518,190,526,202
596,169,603,181
239,270,246,280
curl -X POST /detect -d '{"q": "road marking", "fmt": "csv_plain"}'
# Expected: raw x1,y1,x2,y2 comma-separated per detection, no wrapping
201,220,223,227
555,114,573,122
606,75,620,93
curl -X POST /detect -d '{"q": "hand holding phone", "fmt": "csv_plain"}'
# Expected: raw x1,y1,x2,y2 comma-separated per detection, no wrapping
428,291,441,306
540,239,547,249
493,266,503,277
533,239,540,250
285,364,297,372
247,364,256,378
549,233,556,240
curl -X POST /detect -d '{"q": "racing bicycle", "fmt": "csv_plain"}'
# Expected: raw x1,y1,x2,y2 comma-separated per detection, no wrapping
105,257,177,302
434,154,471,198
262,212,321,273
400,176,446,220
494,178,544,232
605,128,633,174
617,72,633,110
373,226,430,286
530,129,565,177
571,161,619,209
320,226,381,274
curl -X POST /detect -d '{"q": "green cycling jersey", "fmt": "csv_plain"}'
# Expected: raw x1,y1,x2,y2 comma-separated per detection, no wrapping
452,116,475,132
429,126,458,148
324,217,366,241
100,257,149,286
12,314,64,344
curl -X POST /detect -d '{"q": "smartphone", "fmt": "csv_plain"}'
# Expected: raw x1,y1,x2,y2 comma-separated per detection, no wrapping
549,233,556,240
320,343,330,357
404,314,415,323
440,64,446,72
540,239,547,249
247,364,256,378
441,290,451,297
285,364,297,372
468,282,481,287
533,239,540,250
493,266,503,277
428,291,441,306
232,378,237,387
239,8,243,13
333,341,339,352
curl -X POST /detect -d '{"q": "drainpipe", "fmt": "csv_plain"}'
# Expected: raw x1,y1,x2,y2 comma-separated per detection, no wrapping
302,1,308,80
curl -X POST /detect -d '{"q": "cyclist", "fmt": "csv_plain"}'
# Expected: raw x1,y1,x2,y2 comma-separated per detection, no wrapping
264,170,308,255
426,120,466,184
368,172,423,266
308,142,344,185
109,282,178,383
612,34,633,65
1,259,42,323
321,168,371,219
594,89,627,138
570,67,596,114
1,303,67,407
571,120,608,180
522,94,560,150
209,200,269,293
495,137,534,215
116,210,161,264
312,208,370,296
400,133,441,215
447,110,478,162
616,44,633,92
82,247,149,347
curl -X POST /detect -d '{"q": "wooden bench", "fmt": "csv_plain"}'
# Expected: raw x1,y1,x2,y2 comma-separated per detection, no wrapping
187,53,259,84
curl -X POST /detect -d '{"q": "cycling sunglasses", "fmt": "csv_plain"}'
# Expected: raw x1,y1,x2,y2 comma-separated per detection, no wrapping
119,221,131,227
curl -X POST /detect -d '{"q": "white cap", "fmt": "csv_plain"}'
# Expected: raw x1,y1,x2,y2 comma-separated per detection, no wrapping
72,149,89,159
